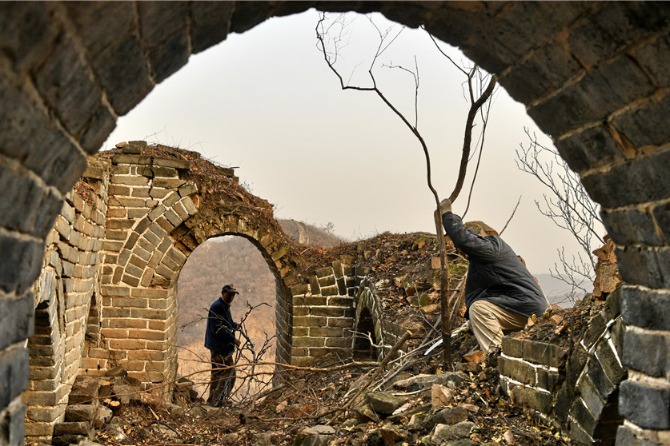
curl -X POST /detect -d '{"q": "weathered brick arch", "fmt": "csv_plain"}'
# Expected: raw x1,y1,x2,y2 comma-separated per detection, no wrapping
91,144,298,384
2,2,670,444
353,281,388,360
169,220,296,370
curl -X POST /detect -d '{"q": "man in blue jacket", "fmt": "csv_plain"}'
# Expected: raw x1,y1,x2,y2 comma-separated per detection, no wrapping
437,199,547,354
205,284,241,406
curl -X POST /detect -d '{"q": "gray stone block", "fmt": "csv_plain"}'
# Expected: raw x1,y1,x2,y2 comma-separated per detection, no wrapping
65,404,97,422
611,318,625,356
536,368,560,392
595,340,625,385
570,397,598,435
607,289,622,318
653,202,670,243
0,346,29,408
517,338,567,368
620,379,670,430
582,312,607,349
587,357,616,400
509,385,553,414
145,27,190,84
367,391,408,416
498,356,535,386
612,91,670,148
555,124,624,174
0,293,33,352
317,275,336,287
582,149,670,209
91,33,154,115
432,421,475,442
424,406,469,432
138,2,188,47
499,41,582,105
601,206,665,247
568,416,595,445
621,286,670,332
69,376,101,405
528,82,599,138
501,336,524,358
623,329,670,378
578,374,606,420
634,34,670,88
568,2,670,67
615,245,668,290
320,285,340,297
0,234,43,294
33,32,103,138
553,385,574,423
189,2,234,53
579,56,654,118
0,3,59,72
0,164,70,237
229,1,272,34
8,402,26,446
615,425,663,446
65,3,132,56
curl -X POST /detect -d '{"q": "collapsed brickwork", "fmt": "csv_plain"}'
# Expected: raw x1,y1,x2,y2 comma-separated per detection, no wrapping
1,2,670,445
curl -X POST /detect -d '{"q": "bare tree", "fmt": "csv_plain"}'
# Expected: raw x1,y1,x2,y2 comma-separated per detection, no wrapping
316,13,496,368
515,128,604,297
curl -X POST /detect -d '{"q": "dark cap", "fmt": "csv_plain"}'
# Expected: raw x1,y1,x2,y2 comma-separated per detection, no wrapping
221,284,239,295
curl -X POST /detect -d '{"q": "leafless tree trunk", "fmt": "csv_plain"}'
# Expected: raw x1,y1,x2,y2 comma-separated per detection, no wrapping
316,13,496,369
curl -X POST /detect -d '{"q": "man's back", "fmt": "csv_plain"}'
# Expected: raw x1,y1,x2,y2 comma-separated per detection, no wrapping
442,212,547,319
204,298,236,356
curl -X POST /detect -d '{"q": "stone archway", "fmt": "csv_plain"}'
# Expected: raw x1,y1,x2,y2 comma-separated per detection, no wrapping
89,143,298,388
1,2,670,444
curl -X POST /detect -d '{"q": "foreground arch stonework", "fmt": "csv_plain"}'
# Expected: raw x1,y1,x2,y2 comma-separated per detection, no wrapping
1,2,669,444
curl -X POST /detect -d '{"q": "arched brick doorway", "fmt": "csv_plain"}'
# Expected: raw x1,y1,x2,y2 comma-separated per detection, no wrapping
1,2,670,444
176,235,277,402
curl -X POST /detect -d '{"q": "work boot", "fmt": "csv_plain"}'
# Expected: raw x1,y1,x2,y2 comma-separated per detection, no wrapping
483,346,501,368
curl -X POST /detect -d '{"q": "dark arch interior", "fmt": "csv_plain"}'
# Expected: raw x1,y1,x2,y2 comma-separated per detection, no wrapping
353,307,377,360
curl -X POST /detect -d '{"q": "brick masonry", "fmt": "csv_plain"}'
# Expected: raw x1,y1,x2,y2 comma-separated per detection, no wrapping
0,2,669,444
290,264,407,366
499,290,626,445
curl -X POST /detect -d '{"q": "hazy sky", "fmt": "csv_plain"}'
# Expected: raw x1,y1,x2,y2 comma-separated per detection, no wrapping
103,10,598,276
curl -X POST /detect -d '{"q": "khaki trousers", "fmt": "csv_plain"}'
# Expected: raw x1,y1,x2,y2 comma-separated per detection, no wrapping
469,300,528,353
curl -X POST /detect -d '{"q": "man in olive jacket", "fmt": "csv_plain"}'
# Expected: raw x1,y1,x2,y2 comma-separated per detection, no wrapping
437,199,547,353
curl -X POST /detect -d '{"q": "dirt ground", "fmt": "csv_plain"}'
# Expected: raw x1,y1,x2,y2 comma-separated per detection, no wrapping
94,325,578,445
